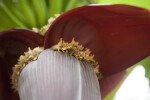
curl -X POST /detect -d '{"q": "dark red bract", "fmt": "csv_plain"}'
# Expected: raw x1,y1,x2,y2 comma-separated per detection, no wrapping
44,4,150,77
0,28,43,100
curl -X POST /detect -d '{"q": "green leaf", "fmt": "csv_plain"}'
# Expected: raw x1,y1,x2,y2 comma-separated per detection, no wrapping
61,0,69,11
18,0,37,28
49,0,62,16
1,0,26,22
64,0,91,11
0,2,27,28
97,0,150,10
65,0,78,11
31,0,47,27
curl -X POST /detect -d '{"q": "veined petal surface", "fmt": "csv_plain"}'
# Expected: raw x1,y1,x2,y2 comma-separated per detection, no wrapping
18,49,101,100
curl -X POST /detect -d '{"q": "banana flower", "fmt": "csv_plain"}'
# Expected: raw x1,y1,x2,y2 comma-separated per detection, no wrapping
0,4,150,100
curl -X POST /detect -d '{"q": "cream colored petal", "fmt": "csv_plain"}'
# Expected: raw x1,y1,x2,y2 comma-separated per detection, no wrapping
18,49,101,100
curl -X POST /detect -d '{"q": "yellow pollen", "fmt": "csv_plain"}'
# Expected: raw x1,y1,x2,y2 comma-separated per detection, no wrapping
11,47,44,91
52,38,101,78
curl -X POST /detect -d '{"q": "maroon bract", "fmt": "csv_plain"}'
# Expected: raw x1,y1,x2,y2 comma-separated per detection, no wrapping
44,4,150,77
100,70,126,98
0,28,43,100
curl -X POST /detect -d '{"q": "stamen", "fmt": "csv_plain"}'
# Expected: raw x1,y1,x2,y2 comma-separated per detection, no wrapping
51,38,102,79
11,38,102,92
11,47,44,91
32,14,60,35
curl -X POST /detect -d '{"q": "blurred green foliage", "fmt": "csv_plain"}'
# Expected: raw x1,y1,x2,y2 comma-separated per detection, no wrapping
0,0,93,31
1,0,150,31
97,0,150,10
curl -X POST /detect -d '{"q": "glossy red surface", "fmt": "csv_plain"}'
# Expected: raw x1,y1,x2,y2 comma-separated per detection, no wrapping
45,4,150,77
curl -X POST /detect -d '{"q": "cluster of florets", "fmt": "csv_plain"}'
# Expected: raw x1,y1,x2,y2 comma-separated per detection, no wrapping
32,14,60,35
11,47,44,91
11,38,101,91
55,38,101,78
